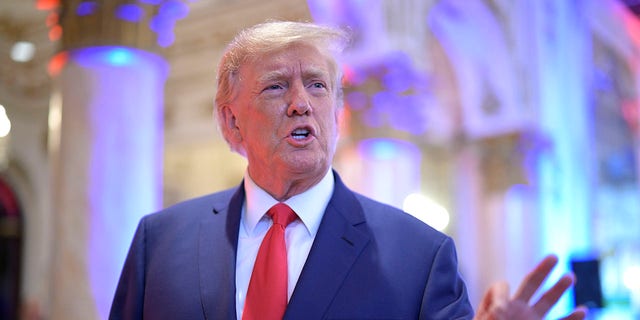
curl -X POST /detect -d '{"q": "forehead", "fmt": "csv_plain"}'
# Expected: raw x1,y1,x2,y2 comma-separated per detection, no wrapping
241,42,335,79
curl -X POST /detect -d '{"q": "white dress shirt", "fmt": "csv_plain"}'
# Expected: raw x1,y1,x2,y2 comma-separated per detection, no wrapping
235,169,334,319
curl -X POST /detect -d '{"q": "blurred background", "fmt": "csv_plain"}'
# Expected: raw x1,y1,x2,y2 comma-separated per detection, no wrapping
0,0,639,319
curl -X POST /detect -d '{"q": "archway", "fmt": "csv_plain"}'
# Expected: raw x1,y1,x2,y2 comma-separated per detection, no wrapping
0,177,22,320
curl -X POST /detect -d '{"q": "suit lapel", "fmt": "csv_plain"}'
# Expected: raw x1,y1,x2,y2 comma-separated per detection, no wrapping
285,173,370,319
199,185,245,320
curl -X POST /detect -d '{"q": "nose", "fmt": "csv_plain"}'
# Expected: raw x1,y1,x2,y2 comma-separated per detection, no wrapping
287,83,312,116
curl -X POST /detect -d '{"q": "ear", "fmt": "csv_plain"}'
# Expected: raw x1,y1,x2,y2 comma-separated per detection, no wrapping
220,105,243,144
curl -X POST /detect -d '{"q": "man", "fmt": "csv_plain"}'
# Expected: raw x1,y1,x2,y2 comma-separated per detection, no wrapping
110,21,587,319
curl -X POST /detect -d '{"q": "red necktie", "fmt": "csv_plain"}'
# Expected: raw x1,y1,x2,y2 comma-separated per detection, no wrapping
243,203,297,320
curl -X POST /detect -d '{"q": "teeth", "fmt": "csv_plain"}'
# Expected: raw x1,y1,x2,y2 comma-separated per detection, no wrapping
291,128,310,140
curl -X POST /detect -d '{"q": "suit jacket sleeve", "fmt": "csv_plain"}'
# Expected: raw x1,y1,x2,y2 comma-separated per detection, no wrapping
109,217,147,320
420,236,473,319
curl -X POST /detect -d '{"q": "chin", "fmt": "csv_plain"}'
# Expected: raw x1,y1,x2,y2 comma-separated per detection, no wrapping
287,157,328,176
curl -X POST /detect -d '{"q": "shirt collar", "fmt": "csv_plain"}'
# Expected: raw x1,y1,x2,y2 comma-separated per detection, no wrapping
242,169,334,237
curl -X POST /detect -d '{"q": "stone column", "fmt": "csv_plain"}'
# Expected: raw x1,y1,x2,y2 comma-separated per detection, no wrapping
44,1,186,318
535,0,594,316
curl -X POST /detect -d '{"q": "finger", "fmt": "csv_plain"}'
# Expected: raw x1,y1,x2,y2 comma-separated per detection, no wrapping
513,254,558,302
479,281,510,312
558,305,588,320
532,273,575,316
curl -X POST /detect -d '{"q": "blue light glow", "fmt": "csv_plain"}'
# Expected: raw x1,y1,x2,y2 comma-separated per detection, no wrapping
76,0,98,16
105,47,135,66
71,47,141,67
370,140,398,160
72,47,142,68
355,138,422,209
74,46,139,67
115,4,144,22
360,138,419,161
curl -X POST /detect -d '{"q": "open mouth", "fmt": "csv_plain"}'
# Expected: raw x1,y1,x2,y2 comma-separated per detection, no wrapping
291,127,311,140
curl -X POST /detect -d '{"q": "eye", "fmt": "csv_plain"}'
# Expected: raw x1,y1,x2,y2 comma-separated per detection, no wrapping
310,82,326,89
264,84,284,91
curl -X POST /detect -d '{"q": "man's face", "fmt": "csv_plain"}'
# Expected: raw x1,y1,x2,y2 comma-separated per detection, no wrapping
227,43,340,190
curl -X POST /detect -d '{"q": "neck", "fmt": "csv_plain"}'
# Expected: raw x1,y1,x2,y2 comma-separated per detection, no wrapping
248,168,329,201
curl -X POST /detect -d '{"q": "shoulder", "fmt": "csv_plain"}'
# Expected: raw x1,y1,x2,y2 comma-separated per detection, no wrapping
331,171,449,247
142,186,238,227
352,192,450,249
129,186,240,250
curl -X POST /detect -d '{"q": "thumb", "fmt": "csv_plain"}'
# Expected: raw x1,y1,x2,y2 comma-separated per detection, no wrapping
476,281,510,319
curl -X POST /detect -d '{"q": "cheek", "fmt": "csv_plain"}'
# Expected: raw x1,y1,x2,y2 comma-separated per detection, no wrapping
320,111,340,144
328,108,341,132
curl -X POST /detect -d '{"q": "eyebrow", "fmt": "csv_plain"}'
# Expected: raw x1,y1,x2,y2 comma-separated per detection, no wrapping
257,66,331,84
302,66,331,80
257,70,287,84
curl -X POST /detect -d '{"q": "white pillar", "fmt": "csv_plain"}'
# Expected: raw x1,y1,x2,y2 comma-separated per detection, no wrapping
533,0,594,316
452,145,483,307
50,47,166,319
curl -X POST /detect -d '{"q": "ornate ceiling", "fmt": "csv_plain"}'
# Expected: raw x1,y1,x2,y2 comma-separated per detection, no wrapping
0,1,55,111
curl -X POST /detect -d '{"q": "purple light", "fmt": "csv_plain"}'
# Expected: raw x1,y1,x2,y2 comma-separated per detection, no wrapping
76,0,98,16
149,15,168,33
158,0,189,20
149,15,177,47
346,91,368,110
69,46,168,319
381,52,416,93
144,0,192,47
115,4,144,23
388,94,430,135
343,49,433,135
157,31,176,48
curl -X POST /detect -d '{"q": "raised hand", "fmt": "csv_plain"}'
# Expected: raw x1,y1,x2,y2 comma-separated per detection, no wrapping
474,255,588,320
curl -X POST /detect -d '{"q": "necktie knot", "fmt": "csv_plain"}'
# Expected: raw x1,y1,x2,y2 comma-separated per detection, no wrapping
267,203,297,227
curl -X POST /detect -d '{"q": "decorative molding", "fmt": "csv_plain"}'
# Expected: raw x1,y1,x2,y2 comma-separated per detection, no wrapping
0,8,55,110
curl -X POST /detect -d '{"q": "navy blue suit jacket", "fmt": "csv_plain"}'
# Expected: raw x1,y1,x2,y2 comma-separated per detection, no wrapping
110,172,473,319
